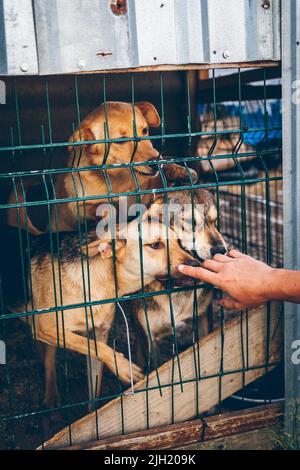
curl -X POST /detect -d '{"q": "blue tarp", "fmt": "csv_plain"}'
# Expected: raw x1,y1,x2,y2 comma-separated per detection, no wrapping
198,100,282,147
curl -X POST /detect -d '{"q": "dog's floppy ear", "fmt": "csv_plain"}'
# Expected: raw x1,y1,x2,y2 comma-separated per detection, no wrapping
136,102,161,128
82,240,102,258
98,239,126,259
82,238,126,259
68,126,98,156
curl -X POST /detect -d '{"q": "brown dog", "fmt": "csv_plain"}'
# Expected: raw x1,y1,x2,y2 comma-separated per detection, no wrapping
50,101,197,232
132,189,227,367
8,217,200,406
7,102,197,234
7,179,44,236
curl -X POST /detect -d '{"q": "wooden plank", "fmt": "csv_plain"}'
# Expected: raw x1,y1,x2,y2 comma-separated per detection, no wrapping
63,404,283,451
178,426,282,451
41,302,283,450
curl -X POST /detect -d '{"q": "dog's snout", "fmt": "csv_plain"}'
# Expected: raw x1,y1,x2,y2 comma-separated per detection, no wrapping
184,258,201,268
211,245,227,257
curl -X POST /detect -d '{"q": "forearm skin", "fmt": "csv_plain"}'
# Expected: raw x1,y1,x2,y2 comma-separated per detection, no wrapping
267,269,300,304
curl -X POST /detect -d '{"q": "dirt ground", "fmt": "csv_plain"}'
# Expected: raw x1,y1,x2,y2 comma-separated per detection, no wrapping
0,299,222,450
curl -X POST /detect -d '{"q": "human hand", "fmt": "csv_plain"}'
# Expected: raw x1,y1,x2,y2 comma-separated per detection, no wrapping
178,250,275,310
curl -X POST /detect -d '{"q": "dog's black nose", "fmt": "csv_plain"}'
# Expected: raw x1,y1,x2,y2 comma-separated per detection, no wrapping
184,259,201,268
211,245,227,257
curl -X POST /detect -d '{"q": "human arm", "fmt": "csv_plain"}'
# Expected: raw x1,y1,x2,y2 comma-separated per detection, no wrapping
178,250,300,310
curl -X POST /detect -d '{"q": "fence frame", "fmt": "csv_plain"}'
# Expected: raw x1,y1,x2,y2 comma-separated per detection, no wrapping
282,0,300,440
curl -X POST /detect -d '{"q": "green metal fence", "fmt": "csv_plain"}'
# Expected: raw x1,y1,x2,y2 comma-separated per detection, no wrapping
0,67,283,449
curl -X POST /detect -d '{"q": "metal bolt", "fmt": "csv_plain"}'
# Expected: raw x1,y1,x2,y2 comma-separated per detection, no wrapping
78,59,86,69
20,63,29,73
223,50,231,60
262,0,271,9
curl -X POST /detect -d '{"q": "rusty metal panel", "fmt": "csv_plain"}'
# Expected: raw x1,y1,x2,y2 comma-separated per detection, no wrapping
33,0,131,75
1,0,281,76
0,0,38,75
194,0,281,64
121,0,281,68
33,0,280,75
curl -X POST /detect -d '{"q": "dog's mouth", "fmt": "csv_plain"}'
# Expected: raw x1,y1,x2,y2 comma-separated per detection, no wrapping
191,250,205,264
135,166,159,176
155,273,170,283
135,155,164,177
155,272,198,287
172,277,198,287
106,156,160,176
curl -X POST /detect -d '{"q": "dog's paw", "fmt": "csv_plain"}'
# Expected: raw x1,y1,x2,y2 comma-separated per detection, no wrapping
114,352,144,385
187,167,198,184
162,163,198,184
177,166,198,185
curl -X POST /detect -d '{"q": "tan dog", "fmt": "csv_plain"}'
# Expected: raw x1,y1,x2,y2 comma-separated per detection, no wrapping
7,102,197,234
133,189,227,366
7,179,44,236
8,217,200,406
51,101,197,232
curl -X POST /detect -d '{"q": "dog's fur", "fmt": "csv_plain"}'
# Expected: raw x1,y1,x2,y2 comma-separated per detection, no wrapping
6,101,197,233
7,179,44,236
5,217,199,406
132,189,227,367
4,101,200,407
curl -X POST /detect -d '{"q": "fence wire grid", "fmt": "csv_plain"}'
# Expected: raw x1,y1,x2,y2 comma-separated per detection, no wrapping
0,67,283,450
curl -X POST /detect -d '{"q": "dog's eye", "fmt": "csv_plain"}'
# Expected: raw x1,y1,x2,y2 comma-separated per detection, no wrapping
142,128,149,136
149,241,164,250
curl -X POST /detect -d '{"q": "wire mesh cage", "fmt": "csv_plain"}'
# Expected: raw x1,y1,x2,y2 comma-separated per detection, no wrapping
0,66,283,450
196,72,283,268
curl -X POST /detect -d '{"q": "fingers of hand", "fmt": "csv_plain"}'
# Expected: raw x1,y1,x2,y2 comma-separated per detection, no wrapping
202,259,223,273
213,253,233,263
178,265,218,285
228,249,244,259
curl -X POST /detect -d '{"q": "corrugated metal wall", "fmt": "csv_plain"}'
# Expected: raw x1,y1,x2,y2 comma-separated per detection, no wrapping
0,0,281,76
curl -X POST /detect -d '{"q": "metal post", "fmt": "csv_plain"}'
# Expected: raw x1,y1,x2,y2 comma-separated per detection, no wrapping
282,0,300,440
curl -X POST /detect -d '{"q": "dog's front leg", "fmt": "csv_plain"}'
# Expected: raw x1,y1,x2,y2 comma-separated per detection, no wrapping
37,342,60,408
87,357,104,408
36,328,143,386
43,344,60,408
86,327,109,410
